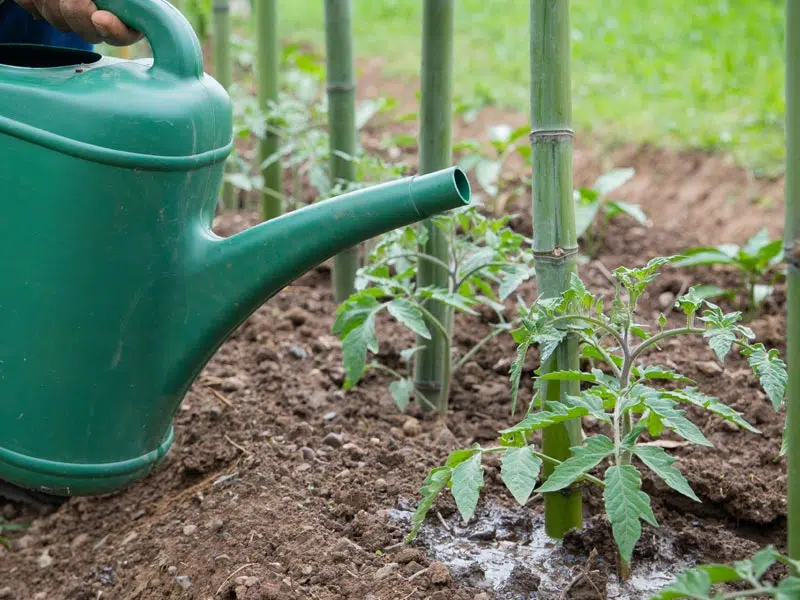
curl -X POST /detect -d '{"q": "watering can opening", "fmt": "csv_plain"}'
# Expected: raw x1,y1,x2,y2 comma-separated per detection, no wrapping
0,43,102,68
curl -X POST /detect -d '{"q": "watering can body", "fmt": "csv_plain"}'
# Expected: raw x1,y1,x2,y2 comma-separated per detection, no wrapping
0,0,471,496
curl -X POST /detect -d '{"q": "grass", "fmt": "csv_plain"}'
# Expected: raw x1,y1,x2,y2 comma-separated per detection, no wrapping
265,0,786,177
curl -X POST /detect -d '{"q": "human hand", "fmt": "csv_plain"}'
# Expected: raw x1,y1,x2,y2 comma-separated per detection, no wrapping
15,0,144,46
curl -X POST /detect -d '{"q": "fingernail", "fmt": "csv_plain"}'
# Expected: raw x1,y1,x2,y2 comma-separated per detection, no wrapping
94,23,108,38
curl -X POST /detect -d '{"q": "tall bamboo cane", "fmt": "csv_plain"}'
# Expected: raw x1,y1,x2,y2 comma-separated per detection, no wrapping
530,0,583,538
414,0,455,415
324,0,360,303
213,0,236,211
786,0,800,563
255,0,282,221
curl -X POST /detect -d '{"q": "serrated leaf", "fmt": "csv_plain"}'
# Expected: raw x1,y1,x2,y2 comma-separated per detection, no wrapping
635,366,695,384
451,453,484,523
510,339,531,415
341,312,379,387
500,402,590,435
499,264,536,301
459,247,496,281
534,323,568,364
644,396,713,447
387,299,431,340
778,577,800,599
389,379,414,412
405,466,451,542
674,285,708,317
419,287,479,315
743,344,787,410
500,447,542,505
663,388,759,434
633,445,699,502
536,436,614,493
649,568,713,599
704,326,737,362
740,545,780,580
563,391,612,423
604,465,658,563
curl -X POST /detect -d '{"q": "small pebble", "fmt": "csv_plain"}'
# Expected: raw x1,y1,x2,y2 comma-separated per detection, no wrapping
322,411,337,421
211,519,224,532
374,478,387,492
244,576,260,587
342,442,364,458
175,575,192,590
428,561,452,586
473,594,491,600
167,566,178,575
221,375,246,392
373,563,398,581
323,432,344,448
285,307,311,326
658,291,676,310
37,549,53,569
183,524,197,536
296,463,311,472
696,360,723,375
369,437,381,445
402,417,422,437
0,586,13,598
289,345,308,360
300,447,315,460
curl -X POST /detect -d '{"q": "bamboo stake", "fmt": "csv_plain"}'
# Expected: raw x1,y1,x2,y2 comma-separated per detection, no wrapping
324,0,360,302
530,0,583,539
413,0,455,415
786,0,800,563
213,0,236,211
255,0,282,221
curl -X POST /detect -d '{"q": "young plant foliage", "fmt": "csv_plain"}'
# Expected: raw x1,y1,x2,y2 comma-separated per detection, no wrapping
405,256,786,581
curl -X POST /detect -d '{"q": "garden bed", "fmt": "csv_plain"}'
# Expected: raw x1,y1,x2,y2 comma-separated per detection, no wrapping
0,100,788,599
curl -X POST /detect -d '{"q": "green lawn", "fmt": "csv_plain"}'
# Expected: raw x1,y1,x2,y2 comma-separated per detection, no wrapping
270,0,786,177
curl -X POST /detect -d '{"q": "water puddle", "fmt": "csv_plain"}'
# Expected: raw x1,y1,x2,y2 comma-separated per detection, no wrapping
388,502,695,599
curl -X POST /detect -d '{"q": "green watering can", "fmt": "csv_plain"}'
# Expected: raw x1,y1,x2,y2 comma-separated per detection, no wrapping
0,0,471,496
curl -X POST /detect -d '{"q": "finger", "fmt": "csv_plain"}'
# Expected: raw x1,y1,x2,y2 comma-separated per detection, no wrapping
60,0,104,44
16,0,45,21
91,11,143,46
32,0,71,31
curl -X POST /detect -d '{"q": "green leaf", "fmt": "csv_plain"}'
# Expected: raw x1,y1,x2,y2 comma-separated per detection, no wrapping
778,578,800,599
536,436,614,493
574,188,602,238
451,452,485,523
593,167,635,195
445,447,479,469
634,365,695,384
632,445,700,502
500,446,543,505
458,247,496,281
674,285,708,317
673,248,738,268
742,343,787,410
563,391,612,424
332,293,381,337
405,467,451,542
643,396,713,447
389,379,414,412
649,568,713,599
604,465,658,563
499,264,536,301
537,370,599,383
341,312,379,387
500,402,590,435
607,200,649,226
418,287,479,315
386,299,431,339
663,388,759,434
704,326,737,362
509,339,531,415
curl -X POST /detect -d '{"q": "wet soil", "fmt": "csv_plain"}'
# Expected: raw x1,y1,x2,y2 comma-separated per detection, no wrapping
0,69,789,600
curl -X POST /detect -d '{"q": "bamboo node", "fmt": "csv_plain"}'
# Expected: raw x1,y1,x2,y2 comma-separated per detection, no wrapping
415,381,442,393
533,247,579,262
326,83,355,93
529,128,574,142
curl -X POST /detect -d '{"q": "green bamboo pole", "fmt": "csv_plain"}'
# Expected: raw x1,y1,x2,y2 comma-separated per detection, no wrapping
530,0,583,539
255,0,283,221
213,0,236,211
324,0,360,303
786,0,800,563
413,0,455,415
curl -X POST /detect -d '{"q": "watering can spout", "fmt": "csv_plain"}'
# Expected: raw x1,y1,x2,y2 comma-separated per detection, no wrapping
169,166,471,389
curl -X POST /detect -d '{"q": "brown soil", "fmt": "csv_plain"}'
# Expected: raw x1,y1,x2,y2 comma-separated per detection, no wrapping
0,66,788,600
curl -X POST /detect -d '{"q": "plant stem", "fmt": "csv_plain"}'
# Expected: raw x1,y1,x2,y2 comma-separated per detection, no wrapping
212,0,235,211
453,325,509,372
481,447,605,487
530,0,583,540
414,0,455,415
630,327,705,362
255,0,282,220
324,0,360,303
455,261,514,290
786,0,800,565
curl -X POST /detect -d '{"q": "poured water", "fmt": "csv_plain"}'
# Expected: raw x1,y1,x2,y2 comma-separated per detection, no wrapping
388,502,695,600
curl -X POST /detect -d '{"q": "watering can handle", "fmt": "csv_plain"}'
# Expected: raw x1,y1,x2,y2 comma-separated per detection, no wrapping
93,0,204,80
